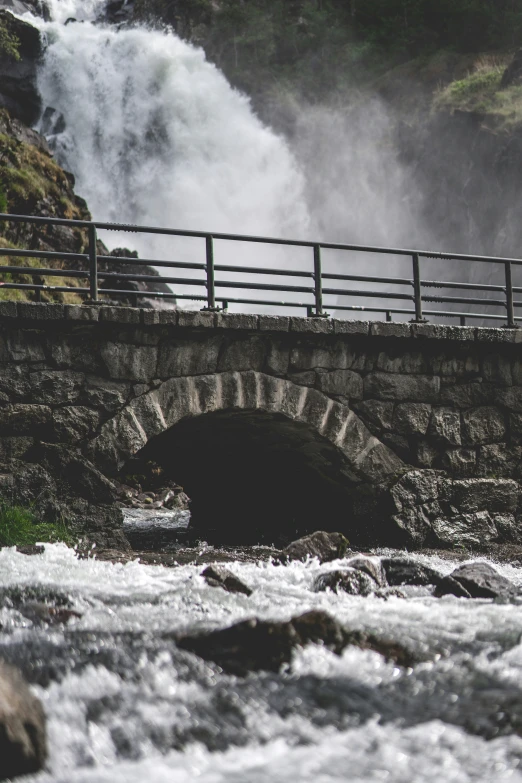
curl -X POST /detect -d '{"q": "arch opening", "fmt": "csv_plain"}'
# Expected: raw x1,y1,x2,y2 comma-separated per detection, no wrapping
121,409,365,546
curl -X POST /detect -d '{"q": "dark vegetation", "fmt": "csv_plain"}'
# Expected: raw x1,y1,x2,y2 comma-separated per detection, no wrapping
134,0,522,103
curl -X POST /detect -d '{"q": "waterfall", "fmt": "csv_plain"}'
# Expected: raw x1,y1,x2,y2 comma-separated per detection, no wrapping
27,0,311,305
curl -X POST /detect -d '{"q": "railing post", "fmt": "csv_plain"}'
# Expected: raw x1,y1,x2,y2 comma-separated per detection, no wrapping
202,234,219,311
504,261,517,328
88,223,98,303
411,252,426,323
386,310,392,322
310,243,328,318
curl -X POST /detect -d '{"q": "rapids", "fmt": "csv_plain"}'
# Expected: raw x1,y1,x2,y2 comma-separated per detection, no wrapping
1,542,522,781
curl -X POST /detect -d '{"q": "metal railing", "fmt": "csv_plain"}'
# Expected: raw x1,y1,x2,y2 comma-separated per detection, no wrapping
1,212,522,326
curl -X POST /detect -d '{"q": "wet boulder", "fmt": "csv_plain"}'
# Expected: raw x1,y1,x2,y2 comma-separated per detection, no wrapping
313,567,378,596
437,562,518,599
381,557,444,587
177,610,346,675
346,556,387,587
281,531,349,563
202,565,252,596
177,610,416,675
0,661,47,780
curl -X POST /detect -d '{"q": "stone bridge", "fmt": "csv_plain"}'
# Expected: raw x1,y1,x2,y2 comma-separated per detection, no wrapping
1,301,522,548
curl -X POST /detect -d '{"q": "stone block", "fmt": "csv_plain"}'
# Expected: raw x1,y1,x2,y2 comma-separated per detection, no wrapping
370,321,410,338
141,309,161,326
429,354,480,377
316,369,363,399
390,469,444,514
363,372,440,402
265,341,290,375
176,310,215,328
411,323,476,341
217,336,266,372
290,371,316,387
64,304,100,322
83,378,130,412
5,331,46,363
289,341,352,371
29,371,85,405
441,448,477,476
216,313,259,331
52,407,101,443
375,350,429,374
496,387,522,412
0,404,51,435
157,310,178,326
17,302,65,320
462,406,506,445
0,365,30,400
451,478,519,514
482,354,512,385
393,403,431,435
332,319,369,335
290,316,333,334
258,315,290,332
416,440,439,468
476,443,522,478
441,381,495,407
431,511,498,548
99,306,141,324
100,342,158,382
509,412,522,443
355,439,405,482
429,407,461,446
157,335,222,377
0,301,18,318
0,436,33,460
476,327,522,343
50,336,103,373
353,400,394,430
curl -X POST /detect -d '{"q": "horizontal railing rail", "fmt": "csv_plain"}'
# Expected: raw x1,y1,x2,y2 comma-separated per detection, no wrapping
0,212,521,325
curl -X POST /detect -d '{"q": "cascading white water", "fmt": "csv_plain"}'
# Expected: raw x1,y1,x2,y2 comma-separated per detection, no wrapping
33,2,309,262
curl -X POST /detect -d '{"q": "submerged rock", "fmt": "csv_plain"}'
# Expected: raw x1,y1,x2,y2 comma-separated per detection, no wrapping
0,661,47,780
281,531,349,563
313,567,378,596
177,609,416,675
202,565,252,596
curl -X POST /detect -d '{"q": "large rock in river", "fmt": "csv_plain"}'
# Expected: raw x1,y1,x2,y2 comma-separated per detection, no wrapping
0,661,47,780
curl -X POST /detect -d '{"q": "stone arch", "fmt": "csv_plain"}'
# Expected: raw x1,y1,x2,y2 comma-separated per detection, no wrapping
86,371,403,484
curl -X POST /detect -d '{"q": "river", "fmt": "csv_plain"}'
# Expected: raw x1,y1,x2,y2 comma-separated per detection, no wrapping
2,533,522,781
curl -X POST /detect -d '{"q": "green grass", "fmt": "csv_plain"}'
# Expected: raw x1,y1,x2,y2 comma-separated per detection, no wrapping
0,502,75,547
434,58,522,132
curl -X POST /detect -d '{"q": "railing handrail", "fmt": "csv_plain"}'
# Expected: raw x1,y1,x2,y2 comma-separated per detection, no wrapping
0,211,521,326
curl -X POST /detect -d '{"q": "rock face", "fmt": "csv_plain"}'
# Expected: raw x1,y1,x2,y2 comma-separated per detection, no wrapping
0,11,42,125
0,454,129,551
0,661,47,781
